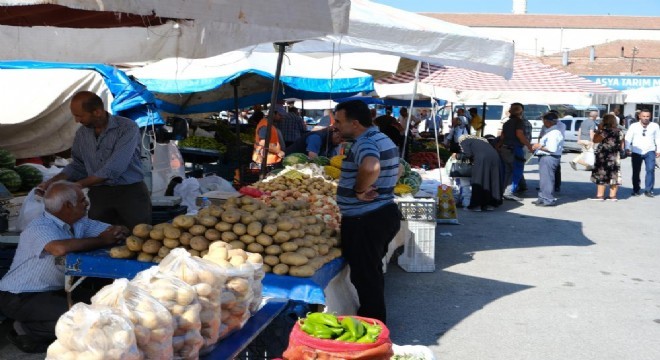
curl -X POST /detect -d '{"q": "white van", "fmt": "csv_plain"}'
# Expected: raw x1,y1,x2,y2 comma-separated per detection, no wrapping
559,117,586,152
438,103,550,142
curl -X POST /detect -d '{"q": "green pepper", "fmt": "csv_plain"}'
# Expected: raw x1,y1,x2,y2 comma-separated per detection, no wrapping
312,323,335,339
360,320,381,337
355,333,378,344
300,320,317,336
306,312,342,329
340,316,365,339
335,331,356,342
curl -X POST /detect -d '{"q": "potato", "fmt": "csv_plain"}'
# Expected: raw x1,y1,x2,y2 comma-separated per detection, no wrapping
277,220,294,231
197,207,212,217
263,264,272,273
208,244,229,259
229,256,245,266
318,244,330,256
164,226,182,239
221,211,241,224
262,224,278,236
288,229,302,239
200,249,209,258
273,231,291,244
305,216,318,225
214,221,233,232
229,240,245,250
190,236,210,251
280,252,309,266
149,228,165,240
197,215,218,227
272,263,289,275
179,232,193,246
240,196,255,206
141,240,162,254
252,209,268,221
206,205,222,217
240,213,257,225
297,247,317,259
136,252,154,262
246,243,264,253
255,234,273,246
289,265,315,277
152,256,163,263
189,224,207,236
246,222,263,237
263,255,280,266
266,211,280,222
126,235,144,252
264,244,282,256
173,215,195,229
187,248,200,257
153,223,168,230
247,252,263,264
204,229,221,241
232,223,247,236
221,232,238,242
163,238,180,249
158,246,171,258
226,277,250,295
281,242,298,252
133,223,153,238
109,245,135,259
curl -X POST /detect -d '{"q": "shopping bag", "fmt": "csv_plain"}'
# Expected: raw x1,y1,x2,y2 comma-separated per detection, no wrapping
17,188,44,231
449,161,472,177
152,141,185,196
173,177,201,214
436,184,459,224
584,149,595,167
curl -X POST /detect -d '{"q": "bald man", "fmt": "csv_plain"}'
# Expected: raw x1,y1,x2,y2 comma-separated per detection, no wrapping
38,91,151,229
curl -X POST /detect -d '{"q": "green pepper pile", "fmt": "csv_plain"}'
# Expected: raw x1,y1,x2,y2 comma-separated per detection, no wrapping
178,136,227,153
300,312,381,343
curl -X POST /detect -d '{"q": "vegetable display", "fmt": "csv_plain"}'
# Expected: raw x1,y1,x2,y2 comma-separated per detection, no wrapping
178,136,227,153
299,313,382,343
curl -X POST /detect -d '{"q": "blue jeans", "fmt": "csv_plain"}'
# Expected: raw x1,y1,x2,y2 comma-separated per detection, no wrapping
500,145,525,194
631,151,656,193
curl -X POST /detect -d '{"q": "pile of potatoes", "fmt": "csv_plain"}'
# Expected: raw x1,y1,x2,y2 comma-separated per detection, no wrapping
46,303,141,360
131,268,204,360
90,279,174,359
250,172,337,196
203,242,258,338
111,196,343,278
157,248,225,352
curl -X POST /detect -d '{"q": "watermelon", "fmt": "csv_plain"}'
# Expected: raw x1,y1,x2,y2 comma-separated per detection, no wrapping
0,149,16,169
0,168,21,192
310,156,330,166
408,171,422,186
282,153,309,167
398,177,420,194
399,158,411,177
14,164,44,190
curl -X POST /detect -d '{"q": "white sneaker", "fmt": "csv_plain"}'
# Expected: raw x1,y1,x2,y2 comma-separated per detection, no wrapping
503,193,523,202
569,161,577,170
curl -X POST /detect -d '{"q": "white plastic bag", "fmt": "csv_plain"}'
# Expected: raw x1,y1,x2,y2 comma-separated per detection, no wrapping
152,141,186,197
17,188,44,231
46,303,142,360
584,149,595,167
91,278,174,360
174,177,202,215
197,175,236,193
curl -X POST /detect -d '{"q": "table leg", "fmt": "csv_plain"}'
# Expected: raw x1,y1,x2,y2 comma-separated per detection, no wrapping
65,275,87,308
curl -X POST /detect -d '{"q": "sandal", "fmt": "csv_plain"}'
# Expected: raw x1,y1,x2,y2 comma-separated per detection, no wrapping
588,196,605,201
608,197,618,202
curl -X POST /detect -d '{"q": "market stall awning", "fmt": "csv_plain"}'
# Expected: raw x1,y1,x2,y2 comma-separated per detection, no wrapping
0,0,350,63
0,62,164,158
623,86,660,104
375,56,625,106
247,0,515,79
128,51,374,115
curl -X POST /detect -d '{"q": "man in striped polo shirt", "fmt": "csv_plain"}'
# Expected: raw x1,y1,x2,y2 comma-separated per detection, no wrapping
38,91,151,229
0,181,127,353
334,100,401,323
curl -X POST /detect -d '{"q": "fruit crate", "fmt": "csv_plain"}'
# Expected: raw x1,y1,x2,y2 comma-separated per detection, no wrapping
397,220,436,272
396,198,436,221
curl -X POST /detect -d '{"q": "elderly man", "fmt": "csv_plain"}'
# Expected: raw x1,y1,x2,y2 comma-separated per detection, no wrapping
333,100,401,323
532,113,564,206
38,91,151,229
0,181,127,353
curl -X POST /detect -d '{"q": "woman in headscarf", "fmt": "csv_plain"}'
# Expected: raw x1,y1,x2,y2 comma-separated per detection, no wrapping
454,134,503,211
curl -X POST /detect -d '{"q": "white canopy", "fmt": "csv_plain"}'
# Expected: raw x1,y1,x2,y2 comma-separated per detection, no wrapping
248,0,515,79
624,86,660,104
0,0,350,63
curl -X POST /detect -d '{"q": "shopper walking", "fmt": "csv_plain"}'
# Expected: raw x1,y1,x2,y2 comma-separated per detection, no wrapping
624,109,660,197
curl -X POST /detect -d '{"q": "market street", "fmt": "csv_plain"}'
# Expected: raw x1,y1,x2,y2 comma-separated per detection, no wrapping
385,153,660,360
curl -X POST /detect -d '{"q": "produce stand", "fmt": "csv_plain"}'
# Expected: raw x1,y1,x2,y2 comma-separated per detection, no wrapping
179,147,223,175
64,250,347,305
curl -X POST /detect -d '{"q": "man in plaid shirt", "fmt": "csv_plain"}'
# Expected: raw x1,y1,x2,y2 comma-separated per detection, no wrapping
276,105,307,147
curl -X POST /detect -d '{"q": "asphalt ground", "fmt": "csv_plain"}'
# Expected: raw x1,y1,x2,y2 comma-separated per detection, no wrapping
385,152,660,360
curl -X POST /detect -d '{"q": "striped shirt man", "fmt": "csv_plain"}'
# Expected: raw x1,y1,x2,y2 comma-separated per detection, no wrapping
0,212,109,293
337,126,400,216
61,114,144,186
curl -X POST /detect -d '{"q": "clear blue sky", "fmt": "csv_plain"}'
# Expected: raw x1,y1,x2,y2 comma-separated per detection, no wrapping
373,0,660,16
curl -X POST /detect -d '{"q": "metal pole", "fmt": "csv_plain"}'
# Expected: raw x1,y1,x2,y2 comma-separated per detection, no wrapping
260,43,287,178
481,102,487,136
401,61,422,160
231,80,243,184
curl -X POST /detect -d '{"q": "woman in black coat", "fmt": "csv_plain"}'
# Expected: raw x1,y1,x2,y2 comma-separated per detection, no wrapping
455,134,503,211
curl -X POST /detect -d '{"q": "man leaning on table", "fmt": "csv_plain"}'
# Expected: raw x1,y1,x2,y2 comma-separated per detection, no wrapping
0,181,127,353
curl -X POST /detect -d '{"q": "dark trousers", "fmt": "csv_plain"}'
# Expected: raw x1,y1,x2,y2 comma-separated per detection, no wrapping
88,181,152,229
631,151,656,193
341,203,401,323
555,159,562,191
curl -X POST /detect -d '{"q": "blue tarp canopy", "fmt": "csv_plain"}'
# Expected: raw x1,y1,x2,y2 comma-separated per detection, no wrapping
334,96,445,108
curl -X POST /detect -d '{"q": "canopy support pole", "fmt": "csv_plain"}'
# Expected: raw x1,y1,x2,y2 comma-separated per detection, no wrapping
231,80,243,184
401,61,422,160
481,102,487,136
260,42,287,178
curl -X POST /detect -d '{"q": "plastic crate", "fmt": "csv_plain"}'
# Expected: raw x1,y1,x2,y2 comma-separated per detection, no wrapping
397,220,436,272
397,199,436,221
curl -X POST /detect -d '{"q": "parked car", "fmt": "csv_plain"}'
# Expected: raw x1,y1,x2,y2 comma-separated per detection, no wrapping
560,117,585,152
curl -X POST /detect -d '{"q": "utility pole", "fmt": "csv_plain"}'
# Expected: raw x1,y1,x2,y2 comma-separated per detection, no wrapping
631,46,639,73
